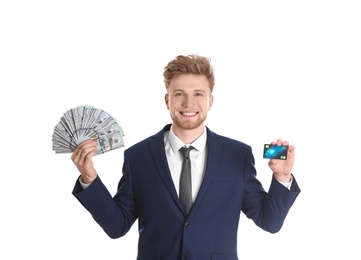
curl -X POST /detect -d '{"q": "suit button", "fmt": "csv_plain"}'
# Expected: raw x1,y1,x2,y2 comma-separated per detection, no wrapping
182,253,191,259
185,222,191,228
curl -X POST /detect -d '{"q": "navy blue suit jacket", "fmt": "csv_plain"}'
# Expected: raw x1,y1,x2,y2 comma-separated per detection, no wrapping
73,124,300,259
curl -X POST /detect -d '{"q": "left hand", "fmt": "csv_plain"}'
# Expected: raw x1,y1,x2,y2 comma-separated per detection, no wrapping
268,139,295,183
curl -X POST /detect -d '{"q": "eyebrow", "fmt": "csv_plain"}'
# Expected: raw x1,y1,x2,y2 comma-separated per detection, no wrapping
173,89,207,93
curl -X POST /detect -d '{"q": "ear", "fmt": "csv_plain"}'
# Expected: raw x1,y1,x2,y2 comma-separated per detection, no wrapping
208,95,214,110
165,93,170,110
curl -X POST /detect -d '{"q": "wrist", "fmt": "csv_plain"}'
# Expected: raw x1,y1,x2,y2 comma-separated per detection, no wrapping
80,174,97,184
274,173,292,183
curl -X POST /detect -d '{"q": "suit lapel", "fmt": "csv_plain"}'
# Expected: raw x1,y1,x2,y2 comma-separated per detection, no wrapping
149,125,185,212
191,127,223,213
149,125,224,216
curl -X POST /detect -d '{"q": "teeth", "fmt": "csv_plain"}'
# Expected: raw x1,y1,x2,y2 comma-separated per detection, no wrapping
182,112,196,116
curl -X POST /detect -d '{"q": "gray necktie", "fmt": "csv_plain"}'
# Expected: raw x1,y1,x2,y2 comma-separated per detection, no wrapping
179,146,194,214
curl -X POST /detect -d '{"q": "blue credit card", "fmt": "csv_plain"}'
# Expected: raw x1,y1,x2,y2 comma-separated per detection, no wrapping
263,144,288,160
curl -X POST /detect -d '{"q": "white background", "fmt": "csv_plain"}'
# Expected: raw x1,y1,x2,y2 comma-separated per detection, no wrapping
1,1,360,259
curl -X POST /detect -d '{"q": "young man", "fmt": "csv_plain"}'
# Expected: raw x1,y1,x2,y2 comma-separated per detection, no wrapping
71,54,300,259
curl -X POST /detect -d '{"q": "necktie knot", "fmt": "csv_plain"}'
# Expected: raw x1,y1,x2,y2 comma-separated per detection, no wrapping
180,146,194,159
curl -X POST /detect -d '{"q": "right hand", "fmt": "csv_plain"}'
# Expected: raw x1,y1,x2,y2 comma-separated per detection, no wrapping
71,139,98,184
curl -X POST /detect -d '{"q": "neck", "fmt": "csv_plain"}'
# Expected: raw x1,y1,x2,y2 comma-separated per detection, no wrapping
172,124,205,144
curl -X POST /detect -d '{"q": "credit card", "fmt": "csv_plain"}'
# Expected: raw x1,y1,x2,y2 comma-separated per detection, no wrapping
263,144,288,160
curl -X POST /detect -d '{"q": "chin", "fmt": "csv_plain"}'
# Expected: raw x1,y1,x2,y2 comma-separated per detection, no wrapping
176,119,205,130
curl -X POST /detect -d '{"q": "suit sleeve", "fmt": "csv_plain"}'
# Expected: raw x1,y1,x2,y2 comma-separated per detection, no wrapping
242,147,301,233
72,154,138,239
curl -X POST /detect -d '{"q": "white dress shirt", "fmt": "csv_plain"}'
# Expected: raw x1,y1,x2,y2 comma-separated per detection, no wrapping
164,125,207,203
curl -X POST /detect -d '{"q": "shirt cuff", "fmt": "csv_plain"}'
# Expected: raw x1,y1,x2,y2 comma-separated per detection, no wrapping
278,175,293,190
79,176,92,190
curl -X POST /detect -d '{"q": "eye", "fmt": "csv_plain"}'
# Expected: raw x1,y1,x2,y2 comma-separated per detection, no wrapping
195,92,203,96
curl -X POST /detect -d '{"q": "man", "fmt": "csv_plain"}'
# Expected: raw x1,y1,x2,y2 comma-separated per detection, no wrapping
71,54,300,259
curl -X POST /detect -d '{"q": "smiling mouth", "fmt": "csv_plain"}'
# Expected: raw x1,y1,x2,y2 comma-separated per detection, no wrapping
181,112,197,116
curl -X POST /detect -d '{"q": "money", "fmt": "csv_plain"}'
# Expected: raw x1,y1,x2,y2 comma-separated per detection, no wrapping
52,105,125,155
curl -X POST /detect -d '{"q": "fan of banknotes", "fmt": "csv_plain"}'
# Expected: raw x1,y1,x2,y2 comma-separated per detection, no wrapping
52,105,125,155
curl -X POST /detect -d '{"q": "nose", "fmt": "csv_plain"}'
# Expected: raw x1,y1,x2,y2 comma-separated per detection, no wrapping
182,95,193,107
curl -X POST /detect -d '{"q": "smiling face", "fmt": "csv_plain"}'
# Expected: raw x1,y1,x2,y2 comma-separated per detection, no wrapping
165,74,213,137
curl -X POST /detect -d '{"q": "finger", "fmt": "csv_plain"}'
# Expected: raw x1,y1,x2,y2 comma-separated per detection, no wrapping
275,139,283,146
79,148,96,165
281,140,289,146
287,145,295,159
271,139,290,146
271,139,283,146
268,158,277,166
71,139,98,162
76,146,97,168
72,139,93,156
77,139,96,149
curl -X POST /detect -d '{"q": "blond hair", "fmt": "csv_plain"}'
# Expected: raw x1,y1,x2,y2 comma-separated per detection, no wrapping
163,54,215,93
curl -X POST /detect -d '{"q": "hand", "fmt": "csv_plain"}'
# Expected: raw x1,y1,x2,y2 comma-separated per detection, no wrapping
71,139,98,184
268,139,295,183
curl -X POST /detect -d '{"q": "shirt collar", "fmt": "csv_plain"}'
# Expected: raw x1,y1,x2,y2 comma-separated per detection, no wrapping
168,125,207,153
